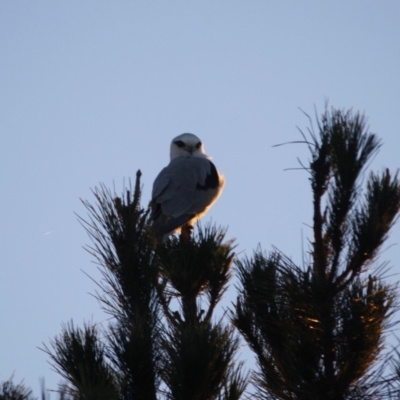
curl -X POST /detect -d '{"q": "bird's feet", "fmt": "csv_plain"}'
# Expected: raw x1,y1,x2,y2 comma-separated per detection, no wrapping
180,224,193,243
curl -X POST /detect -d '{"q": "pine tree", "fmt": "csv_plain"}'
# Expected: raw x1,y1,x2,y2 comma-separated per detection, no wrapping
41,171,247,400
0,379,35,400
232,107,400,399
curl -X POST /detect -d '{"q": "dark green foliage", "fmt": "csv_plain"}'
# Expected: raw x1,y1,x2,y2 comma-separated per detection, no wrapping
41,323,118,400
346,170,400,284
234,253,321,397
233,107,400,399
41,172,161,400
0,379,72,400
156,228,247,400
234,252,397,399
337,276,394,383
156,226,234,325
0,379,35,400
80,174,160,326
80,176,162,400
40,171,246,399
161,323,241,400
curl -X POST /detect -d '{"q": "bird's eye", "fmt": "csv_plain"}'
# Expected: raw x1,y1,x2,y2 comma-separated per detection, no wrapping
195,142,202,149
175,140,185,148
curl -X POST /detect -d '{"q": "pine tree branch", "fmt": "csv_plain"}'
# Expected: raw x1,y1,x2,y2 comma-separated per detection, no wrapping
75,175,162,400
0,377,36,400
309,113,331,283
40,322,118,400
157,224,245,399
234,106,400,399
337,169,400,289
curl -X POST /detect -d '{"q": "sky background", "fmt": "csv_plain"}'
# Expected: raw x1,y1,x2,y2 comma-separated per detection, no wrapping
1,1,400,396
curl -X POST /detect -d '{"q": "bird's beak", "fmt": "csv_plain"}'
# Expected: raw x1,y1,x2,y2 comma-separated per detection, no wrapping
187,146,194,155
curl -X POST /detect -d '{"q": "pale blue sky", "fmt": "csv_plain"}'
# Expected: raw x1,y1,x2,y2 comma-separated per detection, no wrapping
1,1,400,395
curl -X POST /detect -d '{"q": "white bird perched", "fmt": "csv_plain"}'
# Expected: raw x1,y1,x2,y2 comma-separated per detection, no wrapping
150,133,225,241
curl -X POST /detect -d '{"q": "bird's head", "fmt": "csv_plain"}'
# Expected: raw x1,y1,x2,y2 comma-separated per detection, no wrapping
170,133,209,160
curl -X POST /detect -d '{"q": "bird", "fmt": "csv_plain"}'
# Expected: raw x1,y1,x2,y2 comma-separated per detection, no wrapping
150,133,225,241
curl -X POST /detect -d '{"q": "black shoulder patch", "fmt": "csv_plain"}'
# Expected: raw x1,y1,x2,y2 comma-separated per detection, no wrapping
151,201,162,221
196,161,219,191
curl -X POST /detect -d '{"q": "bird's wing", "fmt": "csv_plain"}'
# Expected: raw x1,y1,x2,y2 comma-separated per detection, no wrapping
152,157,222,219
